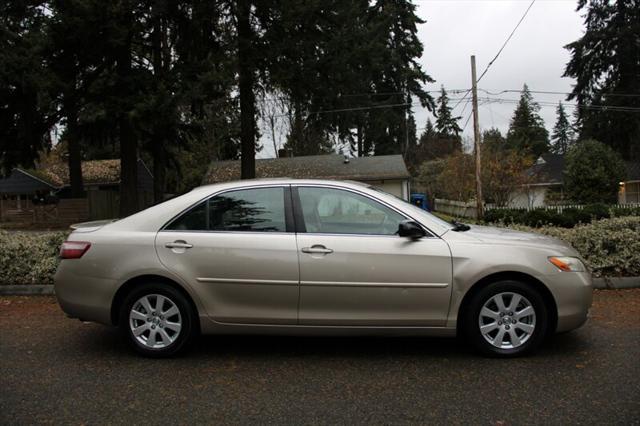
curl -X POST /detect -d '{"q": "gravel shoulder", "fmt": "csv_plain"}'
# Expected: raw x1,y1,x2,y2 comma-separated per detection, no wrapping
1,290,639,425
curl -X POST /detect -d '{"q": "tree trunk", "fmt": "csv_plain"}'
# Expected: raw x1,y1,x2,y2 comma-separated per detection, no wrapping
117,3,138,217
237,0,256,179
151,6,166,203
153,141,166,203
66,96,84,198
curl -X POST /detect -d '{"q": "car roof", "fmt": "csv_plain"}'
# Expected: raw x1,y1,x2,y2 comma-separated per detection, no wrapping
193,178,373,193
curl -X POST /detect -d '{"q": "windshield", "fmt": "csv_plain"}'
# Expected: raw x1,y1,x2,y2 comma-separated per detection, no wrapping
370,188,454,235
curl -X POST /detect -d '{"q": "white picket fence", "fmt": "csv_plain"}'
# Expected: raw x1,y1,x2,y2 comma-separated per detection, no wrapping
487,202,640,213
434,198,640,219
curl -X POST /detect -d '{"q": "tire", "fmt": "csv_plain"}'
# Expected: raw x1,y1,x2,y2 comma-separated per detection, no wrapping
463,280,549,357
119,282,196,358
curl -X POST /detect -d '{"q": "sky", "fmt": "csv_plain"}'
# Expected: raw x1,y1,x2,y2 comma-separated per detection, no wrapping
256,0,586,158
413,0,584,146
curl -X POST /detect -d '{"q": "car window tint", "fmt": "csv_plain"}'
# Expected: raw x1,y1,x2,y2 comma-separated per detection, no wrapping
166,187,286,232
298,187,405,235
166,200,208,231
209,188,286,232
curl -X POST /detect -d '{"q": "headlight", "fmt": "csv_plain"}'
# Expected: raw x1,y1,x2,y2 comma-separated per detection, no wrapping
548,256,586,272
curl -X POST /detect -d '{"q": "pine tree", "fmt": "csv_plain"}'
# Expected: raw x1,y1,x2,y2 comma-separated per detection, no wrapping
0,2,55,175
550,103,574,154
506,84,549,157
482,128,506,153
435,86,462,138
419,119,436,143
564,0,640,160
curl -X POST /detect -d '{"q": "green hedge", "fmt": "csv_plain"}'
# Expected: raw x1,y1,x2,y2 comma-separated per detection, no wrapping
0,231,68,285
499,217,640,277
0,218,638,283
484,203,639,228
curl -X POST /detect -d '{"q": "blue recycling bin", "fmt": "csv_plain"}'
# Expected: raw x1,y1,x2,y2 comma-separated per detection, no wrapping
410,193,429,211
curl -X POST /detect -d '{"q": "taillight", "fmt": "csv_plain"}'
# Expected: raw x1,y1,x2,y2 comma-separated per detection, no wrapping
60,241,91,259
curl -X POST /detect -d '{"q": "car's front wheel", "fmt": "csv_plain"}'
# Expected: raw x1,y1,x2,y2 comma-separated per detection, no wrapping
119,283,196,357
463,280,549,357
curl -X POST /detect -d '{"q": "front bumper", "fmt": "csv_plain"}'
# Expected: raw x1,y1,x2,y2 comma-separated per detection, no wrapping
546,271,593,333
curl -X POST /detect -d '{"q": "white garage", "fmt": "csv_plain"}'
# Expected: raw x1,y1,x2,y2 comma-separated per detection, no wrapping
203,154,411,200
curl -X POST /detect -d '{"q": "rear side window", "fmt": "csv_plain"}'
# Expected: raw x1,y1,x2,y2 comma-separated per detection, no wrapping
166,187,287,232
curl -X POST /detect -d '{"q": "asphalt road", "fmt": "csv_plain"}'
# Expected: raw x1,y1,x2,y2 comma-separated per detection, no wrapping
1,290,639,425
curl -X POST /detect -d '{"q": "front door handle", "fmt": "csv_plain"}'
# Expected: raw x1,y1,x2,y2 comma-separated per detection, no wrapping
165,241,193,249
301,245,333,254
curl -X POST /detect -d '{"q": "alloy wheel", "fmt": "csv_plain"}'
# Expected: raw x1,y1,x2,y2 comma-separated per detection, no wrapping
129,294,182,349
478,292,536,350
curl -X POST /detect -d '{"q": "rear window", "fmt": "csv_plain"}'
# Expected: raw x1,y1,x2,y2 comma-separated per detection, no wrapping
166,187,287,232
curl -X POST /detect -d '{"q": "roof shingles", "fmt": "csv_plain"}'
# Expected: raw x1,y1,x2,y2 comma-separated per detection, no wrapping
203,154,410,184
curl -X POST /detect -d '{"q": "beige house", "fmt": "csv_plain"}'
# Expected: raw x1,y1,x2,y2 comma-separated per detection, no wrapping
203,154,411,200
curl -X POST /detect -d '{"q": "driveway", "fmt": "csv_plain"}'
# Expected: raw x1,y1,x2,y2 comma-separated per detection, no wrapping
1,290,639,425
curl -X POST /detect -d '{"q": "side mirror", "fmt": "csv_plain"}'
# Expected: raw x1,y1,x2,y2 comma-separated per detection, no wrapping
398,220,426,240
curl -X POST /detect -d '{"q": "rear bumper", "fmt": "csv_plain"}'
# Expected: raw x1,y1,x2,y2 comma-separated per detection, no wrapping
54,261,116,326
546,271,593,333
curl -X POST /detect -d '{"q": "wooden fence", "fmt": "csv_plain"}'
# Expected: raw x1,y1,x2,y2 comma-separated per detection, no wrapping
0,198,89,227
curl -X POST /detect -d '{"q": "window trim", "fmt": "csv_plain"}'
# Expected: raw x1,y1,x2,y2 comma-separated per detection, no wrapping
161,184,294,234
291,184,436,238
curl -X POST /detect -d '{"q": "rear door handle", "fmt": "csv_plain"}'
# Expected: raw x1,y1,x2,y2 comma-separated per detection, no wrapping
301,245,333,254
165,241,193,249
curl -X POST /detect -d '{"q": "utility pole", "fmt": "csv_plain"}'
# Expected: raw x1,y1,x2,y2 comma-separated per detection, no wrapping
470,55,484,220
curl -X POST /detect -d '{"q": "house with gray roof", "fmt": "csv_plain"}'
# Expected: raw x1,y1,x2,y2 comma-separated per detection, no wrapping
0,159,153,223
203,154,411,200
509,153,640,207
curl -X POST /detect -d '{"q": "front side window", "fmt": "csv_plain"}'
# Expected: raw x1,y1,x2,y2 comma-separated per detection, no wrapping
166,187,287,232
297,187,406,235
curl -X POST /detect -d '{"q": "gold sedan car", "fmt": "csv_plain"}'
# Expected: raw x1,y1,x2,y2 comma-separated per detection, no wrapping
54,180,592,357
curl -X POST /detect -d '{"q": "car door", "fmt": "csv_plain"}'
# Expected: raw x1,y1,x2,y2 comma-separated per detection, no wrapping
155,185,299,324
294,185,452,326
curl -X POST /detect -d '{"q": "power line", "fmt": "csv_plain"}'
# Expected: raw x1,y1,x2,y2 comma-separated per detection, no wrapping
479,88,640,97
462,110,474,132
476,0,536,83
477,96,640,112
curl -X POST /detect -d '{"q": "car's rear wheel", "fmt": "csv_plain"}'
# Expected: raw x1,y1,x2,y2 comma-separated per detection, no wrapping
463,280,549,357
119,283,196,357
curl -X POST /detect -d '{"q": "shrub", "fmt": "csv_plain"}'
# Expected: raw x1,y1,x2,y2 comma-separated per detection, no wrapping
500,217,640,277
0,231,68,285
564,139,626,204
611,205,640,217
581,202,610,220
485,203,635,228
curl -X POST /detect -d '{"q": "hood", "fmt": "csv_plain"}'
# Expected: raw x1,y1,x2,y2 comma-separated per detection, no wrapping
447,224,576,253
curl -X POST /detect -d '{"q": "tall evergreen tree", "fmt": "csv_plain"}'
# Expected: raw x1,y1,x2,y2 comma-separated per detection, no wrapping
564,0,640,160
482,127,506,152
506,84,549,157
411,116,461,164
550,102,574,154
0,1,56,175
268,0,433,157
46,0,111,197
434,86,462,138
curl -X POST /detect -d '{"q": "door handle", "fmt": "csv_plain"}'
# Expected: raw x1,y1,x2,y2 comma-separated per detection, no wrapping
301,245,333,254
165,241,193,249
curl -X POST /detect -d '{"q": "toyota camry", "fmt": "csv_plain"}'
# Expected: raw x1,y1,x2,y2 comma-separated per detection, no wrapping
54,179,592,357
